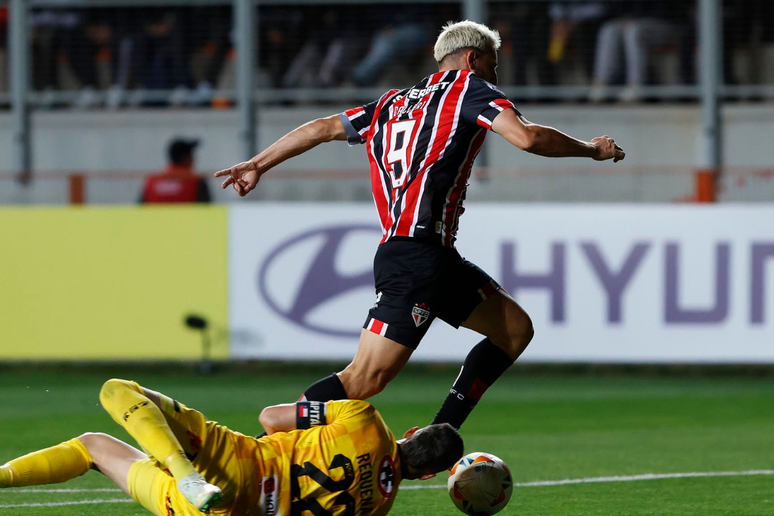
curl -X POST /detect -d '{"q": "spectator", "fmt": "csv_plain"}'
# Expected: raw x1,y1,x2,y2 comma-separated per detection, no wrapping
104,10,140,109
140,139,211,204
489,2,554,88
60,9,116,109
589,0,689,102
186,5,232,106
282,6,365,88
720,0,768,87
755,0,774,88
30,7,81,107
129,8,193,106
546,2,608,85
350,6,434,87
29,6,135,109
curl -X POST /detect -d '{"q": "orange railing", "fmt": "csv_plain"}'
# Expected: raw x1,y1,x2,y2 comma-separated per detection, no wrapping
1,167,773,205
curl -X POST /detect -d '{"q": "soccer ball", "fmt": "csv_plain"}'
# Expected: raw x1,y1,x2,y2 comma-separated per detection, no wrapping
447,452,513,516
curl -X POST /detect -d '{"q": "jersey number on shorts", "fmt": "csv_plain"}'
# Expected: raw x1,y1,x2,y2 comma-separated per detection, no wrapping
290,454,355,516
386,119,416,189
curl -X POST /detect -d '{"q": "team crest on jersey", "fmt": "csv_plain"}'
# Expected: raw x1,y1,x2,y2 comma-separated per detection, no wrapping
377,456,396,498
261,475,278,516
411,303,430,327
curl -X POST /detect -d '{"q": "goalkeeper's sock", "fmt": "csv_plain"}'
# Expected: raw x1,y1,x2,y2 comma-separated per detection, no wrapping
99,378,196,481
432,339,515,429
0,438,92,488
300,373,348,402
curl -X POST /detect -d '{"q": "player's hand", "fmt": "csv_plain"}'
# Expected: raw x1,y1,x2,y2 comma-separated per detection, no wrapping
591,136,625,163
214,160,261,197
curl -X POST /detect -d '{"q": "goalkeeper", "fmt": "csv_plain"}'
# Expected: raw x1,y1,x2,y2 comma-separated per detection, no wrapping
0,378,463,515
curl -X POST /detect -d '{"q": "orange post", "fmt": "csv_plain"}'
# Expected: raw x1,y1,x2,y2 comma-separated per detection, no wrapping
694,168,717,203
69,174,86,205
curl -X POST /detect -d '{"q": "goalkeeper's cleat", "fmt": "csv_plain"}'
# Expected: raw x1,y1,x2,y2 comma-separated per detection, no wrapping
177,471,223,513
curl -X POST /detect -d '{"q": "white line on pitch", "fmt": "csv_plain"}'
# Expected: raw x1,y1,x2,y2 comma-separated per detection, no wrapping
2,469,772,507
0,498,133,508
0,488,122,493
401,469,774,490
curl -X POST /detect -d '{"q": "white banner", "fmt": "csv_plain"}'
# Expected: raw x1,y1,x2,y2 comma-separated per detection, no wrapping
229,204,774,363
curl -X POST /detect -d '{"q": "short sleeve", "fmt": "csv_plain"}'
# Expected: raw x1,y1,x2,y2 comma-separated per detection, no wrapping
339,99,379,146
461,75,520,131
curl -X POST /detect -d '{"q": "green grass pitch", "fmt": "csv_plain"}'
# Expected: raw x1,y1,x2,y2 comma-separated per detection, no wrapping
1,366,773,515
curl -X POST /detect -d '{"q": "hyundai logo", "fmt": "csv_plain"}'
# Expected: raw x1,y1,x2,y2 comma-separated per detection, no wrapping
257,225,381,337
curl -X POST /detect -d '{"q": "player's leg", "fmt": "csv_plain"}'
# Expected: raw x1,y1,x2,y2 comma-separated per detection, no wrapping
138,379,249,513
460,288,534,361
302,330,414,401
141,383,240,484
99,378,222,512
128,384,209,463
0,435,95,488
432,258,534,429
337,329,415,399
85,433,221,516
301,240,437,402
99,378,195,481
78,432,146,495
0,430,146,493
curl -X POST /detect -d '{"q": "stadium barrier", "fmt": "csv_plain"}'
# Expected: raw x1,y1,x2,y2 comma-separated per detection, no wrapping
5,166,774,205
2,204,772,363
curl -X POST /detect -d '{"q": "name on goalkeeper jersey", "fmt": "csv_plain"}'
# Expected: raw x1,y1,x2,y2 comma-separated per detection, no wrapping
356,452,374,511
407,81,450,100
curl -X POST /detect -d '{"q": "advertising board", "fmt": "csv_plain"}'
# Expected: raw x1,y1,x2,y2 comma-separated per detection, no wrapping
230,204,774,363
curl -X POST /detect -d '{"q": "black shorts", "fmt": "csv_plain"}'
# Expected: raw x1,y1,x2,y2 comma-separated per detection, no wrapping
363,238,501,349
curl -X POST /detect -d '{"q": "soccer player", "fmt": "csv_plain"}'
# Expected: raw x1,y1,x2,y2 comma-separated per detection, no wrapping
216,21,625,429
0,378,462,515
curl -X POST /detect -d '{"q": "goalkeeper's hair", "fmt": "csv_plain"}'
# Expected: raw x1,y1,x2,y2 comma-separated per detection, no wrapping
434,20,501,63
402,423,464,472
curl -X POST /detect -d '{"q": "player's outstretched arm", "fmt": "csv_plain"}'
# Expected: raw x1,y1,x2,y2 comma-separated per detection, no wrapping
491,108,625,162
260,400,332,435
259,403,298,435
214,115,347,197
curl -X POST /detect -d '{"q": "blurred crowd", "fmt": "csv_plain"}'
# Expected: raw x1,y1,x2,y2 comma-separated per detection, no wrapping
23,5,234,108
0,0,773,108
491,0,774,101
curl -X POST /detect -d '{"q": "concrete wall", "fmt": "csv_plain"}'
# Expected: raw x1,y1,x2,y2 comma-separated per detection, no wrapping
1,103,773,204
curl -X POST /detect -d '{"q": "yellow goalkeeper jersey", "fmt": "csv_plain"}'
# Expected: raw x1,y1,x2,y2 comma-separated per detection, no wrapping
253,400,402,516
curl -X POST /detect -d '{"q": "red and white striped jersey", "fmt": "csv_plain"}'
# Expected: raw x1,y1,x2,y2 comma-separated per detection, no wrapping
339,70,517,247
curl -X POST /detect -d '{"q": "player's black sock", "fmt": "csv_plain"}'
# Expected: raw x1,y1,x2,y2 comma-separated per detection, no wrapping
432,339,515,429
301,373,348,402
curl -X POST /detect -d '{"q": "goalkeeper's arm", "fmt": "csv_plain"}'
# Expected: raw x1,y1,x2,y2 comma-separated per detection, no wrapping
259,401,327,435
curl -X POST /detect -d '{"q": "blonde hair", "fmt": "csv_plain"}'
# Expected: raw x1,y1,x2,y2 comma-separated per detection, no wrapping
433,20,501,63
